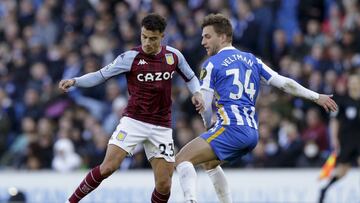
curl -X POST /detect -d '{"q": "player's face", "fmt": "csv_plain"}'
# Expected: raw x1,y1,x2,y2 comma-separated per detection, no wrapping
201,25,221,56
348,75,360,94
141,27,164,55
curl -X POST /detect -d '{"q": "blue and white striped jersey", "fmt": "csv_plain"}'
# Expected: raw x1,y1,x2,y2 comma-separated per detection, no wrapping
200,47,278,129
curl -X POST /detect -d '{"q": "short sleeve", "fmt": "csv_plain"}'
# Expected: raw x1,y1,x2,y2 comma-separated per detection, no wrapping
256,58,278,85
166,46,195,82
200,60,215,92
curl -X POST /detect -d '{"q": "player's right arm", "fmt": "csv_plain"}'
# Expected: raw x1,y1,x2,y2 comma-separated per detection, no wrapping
329,103,340,152
200,89,214,129
329,116,340,153
256,58,338,112
59,50,137,93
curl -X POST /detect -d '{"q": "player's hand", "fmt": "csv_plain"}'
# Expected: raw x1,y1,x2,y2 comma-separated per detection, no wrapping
59,79,75,93
316,94,338,113
191,91,204,113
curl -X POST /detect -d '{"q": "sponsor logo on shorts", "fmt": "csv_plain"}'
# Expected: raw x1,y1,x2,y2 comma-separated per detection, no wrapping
116,130,127,141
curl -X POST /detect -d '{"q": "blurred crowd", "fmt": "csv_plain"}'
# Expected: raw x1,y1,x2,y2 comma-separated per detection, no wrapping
0,0,359,171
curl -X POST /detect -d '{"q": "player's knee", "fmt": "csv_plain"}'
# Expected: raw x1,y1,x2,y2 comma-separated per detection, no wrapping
99,163,118,178
337,164,351,178
175,154,189,167
155,177,172,193
201,162,218,171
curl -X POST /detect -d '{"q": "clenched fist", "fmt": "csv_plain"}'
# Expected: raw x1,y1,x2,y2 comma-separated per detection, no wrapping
191,91,205,113
59,79,76,93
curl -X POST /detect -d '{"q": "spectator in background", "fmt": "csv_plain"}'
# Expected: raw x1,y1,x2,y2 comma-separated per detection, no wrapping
52,138,81,172
0,88,13,156
271,29,289,68
1,116,37,168
7,188,26,203
289,32,309,60
18,88,43,120
232,0,259,54
298,0,325,32
277,121,303,167
304,20,325,47
302,107,329,152
102,96,127,135
32,6,58,48
322,3,344,40
36,117,55,168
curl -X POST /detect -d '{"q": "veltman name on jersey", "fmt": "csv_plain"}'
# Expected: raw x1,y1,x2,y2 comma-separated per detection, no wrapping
137,71,175,82
221,54,254,67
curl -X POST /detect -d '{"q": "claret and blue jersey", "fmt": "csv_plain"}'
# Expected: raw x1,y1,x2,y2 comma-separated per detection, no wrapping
199,46,277,162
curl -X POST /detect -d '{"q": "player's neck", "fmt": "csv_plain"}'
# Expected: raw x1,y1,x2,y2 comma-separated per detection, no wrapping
219,43,232,50
217,43,233,53
143,46,162,56
153,47,162,55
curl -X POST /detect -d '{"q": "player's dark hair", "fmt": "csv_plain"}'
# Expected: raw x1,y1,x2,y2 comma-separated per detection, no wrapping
141,13,167,33
201,13,233,42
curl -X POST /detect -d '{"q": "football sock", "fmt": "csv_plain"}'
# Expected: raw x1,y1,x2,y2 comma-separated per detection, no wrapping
177,161,198,202
68,166,105,203
205,165,232,203
319,176,339,203
151,188,170,203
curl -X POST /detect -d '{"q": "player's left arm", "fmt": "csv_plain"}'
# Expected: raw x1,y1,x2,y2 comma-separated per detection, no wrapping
270,75,337,112
257,58,338,112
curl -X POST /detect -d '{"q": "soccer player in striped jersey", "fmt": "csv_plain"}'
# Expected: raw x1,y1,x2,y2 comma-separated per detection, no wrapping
175,13,338,203
59,13,204,203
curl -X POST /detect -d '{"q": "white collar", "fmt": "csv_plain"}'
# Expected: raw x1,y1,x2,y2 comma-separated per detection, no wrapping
218,46,236,54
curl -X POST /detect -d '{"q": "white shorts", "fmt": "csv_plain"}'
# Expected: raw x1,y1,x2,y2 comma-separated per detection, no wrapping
108,116,175,162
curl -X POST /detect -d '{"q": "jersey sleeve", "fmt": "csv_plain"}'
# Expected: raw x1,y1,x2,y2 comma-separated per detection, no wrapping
255,58,278,85
99,50,138,79
166,46,195,82
199,60,215,92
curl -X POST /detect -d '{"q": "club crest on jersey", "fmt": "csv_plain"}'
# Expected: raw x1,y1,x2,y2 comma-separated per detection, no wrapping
165,53,174,65
200,69,207,80
116,130,127,141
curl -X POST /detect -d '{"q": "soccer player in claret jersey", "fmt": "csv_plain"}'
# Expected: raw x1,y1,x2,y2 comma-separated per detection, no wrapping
175,13,338,203
59,13,204,203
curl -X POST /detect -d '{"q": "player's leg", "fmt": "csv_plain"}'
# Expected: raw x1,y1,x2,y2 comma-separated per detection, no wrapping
175,137,219,203
150,158,174,203
68,144,127,203
319,163,351,203
67,117,145,203
144,124,175,203
319,138,356,203
202,161,232,203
